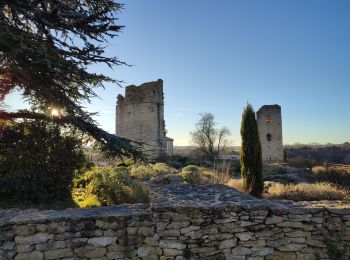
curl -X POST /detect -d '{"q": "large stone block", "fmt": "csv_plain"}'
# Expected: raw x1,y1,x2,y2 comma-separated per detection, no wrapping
44,249,73,259
14,225,36,236
159,240,186,250
75,246,106,258
219,239,237,249
15,251,43,260
15,233,49,245
87,237,116,247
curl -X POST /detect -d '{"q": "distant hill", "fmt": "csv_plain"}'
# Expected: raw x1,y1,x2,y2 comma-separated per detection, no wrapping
173,146,194,156
285,143,350,165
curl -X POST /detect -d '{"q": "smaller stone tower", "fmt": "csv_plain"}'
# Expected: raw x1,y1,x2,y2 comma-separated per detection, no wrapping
256,105,283,163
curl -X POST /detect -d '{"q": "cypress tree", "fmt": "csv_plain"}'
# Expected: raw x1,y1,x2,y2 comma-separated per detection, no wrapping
240,104,264,197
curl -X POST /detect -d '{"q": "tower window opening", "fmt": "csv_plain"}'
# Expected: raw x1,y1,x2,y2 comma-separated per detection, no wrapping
266,116,272,124
266,133,272,142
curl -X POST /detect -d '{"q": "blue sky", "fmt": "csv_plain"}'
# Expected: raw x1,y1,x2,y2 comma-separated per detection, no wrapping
6,1,350,146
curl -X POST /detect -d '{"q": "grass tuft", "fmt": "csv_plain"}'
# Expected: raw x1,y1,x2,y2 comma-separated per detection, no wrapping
226,178,245,192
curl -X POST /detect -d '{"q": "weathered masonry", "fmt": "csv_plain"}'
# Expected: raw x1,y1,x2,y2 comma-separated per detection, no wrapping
1,185,350,259
115,79,173,158
257,105,284,163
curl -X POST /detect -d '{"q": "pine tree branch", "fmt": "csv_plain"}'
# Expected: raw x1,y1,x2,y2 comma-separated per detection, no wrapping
0,1,144,159
0,110,145,159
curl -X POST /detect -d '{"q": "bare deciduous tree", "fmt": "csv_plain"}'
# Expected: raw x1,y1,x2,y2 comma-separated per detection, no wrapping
190,113,232,162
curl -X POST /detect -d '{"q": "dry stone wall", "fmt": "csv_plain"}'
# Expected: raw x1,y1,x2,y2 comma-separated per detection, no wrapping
1,185,350,259
151,185,350,259
0,205,157,260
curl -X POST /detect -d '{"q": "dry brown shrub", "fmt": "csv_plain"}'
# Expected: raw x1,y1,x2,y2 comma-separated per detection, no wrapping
226,179,245,192
312,166,327,174
312,166,350,188
264,182,348,201
203,169,231,184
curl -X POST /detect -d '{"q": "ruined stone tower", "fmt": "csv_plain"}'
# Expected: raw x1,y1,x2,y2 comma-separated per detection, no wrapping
257,105,283,163
115,79,173,158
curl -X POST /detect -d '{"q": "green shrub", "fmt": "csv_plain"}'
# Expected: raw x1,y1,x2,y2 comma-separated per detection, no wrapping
0,120,86,202
153,163,178,175
180,165,203,184
85,166,150,205
129,163,178,181
72,188,101,208
73,162,95,188
129,164,158,181
115,158,137,167
73,175,89,189
79,195,101,208
172,155,196,167
169,161,183,169
184,158,200,166
203,171,214,180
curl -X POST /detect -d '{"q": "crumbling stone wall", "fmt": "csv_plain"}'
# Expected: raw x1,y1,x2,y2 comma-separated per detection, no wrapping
115,79,173,158
1,185,350,259
257,105,284,163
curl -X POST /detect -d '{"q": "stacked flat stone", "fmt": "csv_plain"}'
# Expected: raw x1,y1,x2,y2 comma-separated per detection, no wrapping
0,204,158,260
1,185,350,259
152,185,350,259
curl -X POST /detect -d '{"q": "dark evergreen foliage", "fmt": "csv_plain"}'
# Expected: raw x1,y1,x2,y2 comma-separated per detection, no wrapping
0,1,143,158
240,104,264,197
0,120,86,202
